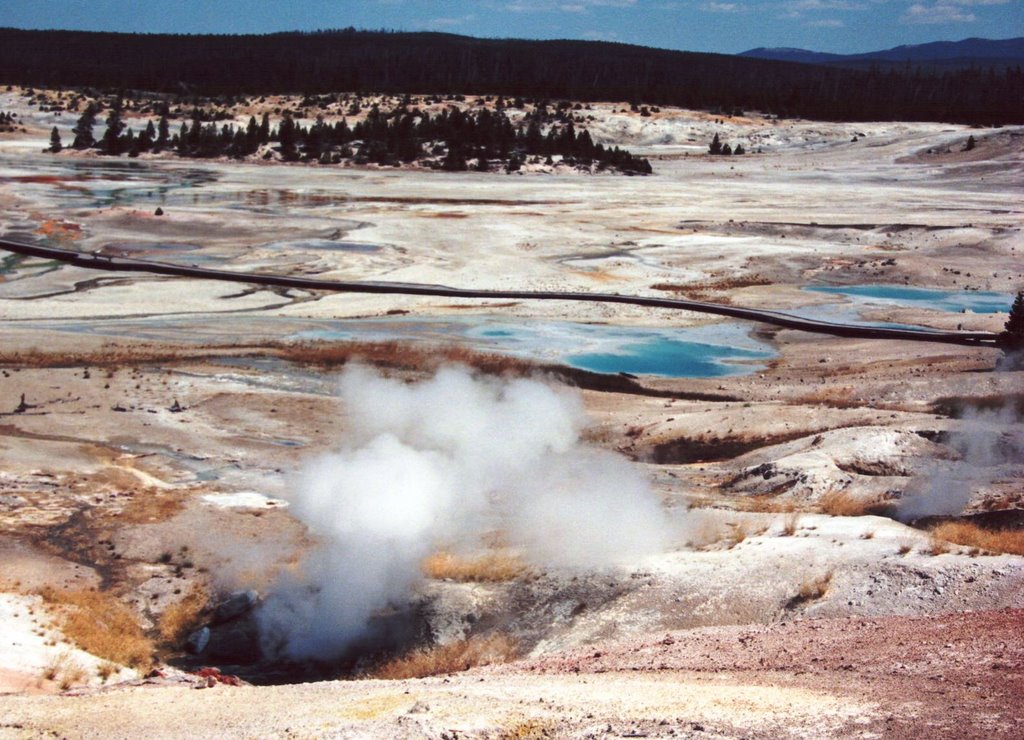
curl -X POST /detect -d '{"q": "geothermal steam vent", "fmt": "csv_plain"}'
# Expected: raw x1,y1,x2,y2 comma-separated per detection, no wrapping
255,365,671,661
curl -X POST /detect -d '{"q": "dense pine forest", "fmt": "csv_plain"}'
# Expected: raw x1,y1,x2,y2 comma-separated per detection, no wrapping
2,28,1022,124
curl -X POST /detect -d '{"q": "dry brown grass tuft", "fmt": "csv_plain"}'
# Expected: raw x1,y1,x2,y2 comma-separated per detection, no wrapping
781,511,800,536
157,584,210,647
742,496,798,514
927,534,951,556
792,386,864,409
501,719,558,739
39,588,154,670
650,274,771,294
96,661,117,682
797,571,833,602
929,521,1024,556
724,521,750,549
277,340,540,377
422,550,528,583
43,651,88,690
818,490,874,517
370,634,518,680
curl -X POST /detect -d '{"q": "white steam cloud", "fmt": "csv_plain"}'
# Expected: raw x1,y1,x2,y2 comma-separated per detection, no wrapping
257,365,672,661
898,404,1024,521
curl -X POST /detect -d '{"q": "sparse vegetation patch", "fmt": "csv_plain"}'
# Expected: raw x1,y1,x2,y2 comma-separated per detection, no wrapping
929,520,1024,556
39,588,154,670
368,634,518,680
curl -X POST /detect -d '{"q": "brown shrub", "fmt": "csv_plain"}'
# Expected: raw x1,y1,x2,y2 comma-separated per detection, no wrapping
927,534,951,556
781,511,800,536
818,490,874,517
742,496,798,513
724,521,749,549
40,588,154,670
797,571,833,602
422,550,528,583
43,651,87,690
930,521,1024,556
650,274,771,294
158,584,210,647
370,634,518,680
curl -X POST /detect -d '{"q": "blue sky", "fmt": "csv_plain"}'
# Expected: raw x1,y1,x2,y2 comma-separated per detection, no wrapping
3,0,1021,54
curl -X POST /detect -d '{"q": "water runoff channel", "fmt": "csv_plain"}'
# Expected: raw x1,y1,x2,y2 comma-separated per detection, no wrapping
0,239,1005,380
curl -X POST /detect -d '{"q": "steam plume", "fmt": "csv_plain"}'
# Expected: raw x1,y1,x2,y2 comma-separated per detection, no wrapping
257,365,671,661
898,404,1024,521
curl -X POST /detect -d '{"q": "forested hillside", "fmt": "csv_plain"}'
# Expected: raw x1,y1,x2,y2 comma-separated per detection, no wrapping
2,28,1022,124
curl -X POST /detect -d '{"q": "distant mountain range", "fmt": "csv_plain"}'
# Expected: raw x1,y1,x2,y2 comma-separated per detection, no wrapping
741,37,1024,70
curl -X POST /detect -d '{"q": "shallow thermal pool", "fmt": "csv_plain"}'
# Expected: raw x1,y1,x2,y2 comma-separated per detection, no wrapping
296,318,774,378
806,284,1012,315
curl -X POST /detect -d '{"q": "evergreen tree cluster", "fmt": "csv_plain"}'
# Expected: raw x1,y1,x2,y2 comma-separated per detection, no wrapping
708,133,745,155
0,111,20,133
61,100,653,174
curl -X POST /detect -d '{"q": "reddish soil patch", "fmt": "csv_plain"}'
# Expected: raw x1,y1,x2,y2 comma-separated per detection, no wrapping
499,609,1024,738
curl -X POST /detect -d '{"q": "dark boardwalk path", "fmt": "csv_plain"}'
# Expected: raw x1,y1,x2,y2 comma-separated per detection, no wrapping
0,239,1000,347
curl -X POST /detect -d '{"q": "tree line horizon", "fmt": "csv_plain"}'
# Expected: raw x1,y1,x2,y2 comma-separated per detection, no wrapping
2,28,1021,125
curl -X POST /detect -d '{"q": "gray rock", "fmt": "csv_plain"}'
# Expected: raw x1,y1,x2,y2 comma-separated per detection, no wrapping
212,589,259,624
185,626,210,655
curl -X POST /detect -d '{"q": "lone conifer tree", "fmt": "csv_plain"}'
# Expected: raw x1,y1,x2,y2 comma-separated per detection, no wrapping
48,126,62,152
709,133,722,155
100,99,126,155
71,103,97,149
1001,290,1024,350
155,114,170,152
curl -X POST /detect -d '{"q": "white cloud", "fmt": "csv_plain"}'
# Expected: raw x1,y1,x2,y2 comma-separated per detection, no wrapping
900,2,977,22
787,0,867,9
504,0,637,10
424,14,476,29
807,17,847,24
702,1,746,11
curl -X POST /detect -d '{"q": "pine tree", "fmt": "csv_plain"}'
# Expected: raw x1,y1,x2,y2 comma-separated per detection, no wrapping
709,133,722,155
71,103,97,149
1001,291,1024,350
100,99,126,155
442,142,467,171
138,121,156,152
258,112,271,145
277,114,298,160
48,126,62,153
125,128,139,158
177,122,189,154
155,114,170,152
